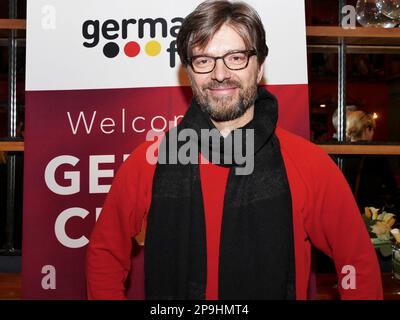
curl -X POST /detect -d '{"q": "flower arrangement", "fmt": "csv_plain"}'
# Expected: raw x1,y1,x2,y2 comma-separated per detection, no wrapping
362,207,397,257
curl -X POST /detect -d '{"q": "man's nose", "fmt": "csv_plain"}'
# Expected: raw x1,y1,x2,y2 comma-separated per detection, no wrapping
211,58,231,82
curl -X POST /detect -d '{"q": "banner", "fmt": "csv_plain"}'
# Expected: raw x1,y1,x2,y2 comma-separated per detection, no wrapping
23,0,309,299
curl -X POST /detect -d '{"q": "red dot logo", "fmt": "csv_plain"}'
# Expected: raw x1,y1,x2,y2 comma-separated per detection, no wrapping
124,41,141,58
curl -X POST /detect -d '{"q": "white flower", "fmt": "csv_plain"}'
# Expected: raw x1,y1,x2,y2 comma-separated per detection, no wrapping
371,221,392,241
369,207,380,220
391,229,400,243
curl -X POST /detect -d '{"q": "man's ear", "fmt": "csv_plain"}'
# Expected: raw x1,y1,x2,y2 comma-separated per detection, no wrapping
257,62,265,83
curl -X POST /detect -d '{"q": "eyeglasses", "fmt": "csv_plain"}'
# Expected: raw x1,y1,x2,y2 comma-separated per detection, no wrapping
188,49,257,74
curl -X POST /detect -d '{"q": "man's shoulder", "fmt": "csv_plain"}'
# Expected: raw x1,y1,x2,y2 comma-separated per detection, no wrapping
117,140,157,177
276,127,341,181
276,127,327,161
129,140,156,160
276,128,344,190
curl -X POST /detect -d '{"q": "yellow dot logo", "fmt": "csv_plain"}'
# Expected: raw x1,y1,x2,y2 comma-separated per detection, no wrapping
145,40,162,56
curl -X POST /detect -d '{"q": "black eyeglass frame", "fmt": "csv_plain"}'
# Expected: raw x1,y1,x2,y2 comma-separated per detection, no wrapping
188,49,258,74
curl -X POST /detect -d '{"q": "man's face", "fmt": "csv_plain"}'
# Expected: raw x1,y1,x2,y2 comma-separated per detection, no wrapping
187,24,264,122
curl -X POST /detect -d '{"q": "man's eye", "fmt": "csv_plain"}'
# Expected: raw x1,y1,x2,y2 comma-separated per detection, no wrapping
194,58,212,66
227,54,246,63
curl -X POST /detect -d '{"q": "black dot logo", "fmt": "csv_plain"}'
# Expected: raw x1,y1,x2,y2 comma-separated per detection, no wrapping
103,42,120,58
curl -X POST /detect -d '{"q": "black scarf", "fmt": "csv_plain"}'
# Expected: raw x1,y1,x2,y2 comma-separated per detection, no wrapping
144,87,296,299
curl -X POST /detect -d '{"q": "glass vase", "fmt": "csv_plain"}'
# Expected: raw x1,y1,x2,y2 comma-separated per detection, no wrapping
372,238,393,272
377,0,400,20
392,243,400,280
356,0,398,27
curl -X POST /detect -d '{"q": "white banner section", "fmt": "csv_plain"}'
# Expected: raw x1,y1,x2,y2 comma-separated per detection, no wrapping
26,0,308,91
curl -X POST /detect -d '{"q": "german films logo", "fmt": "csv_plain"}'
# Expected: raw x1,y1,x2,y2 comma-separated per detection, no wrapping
82,17,184,67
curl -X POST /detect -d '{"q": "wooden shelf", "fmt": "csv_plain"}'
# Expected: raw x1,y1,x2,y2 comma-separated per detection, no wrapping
0,273,21,300
0,141,24,152
2,142,400,155
0,19,26,30
318,144,400,155
307,26,400,46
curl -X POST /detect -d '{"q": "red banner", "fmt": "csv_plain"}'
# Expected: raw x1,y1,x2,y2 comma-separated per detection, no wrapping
23,0,309,299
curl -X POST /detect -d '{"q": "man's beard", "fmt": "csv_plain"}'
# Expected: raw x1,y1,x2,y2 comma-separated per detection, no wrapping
191,79,258,122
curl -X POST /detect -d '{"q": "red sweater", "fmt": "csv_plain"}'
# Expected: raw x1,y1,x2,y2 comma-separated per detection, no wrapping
86,127,383,300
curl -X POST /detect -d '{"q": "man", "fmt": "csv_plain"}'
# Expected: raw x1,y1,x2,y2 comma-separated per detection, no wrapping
86,0,383,300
